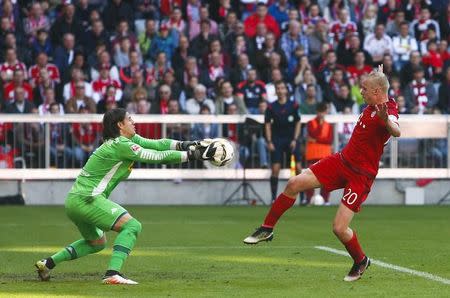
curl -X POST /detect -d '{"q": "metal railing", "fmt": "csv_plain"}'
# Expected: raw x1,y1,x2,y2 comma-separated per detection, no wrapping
0,114,449,179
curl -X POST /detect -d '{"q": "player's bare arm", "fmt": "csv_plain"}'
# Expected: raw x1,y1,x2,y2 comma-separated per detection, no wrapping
375,103,401,137
265,122,275,151
291,121,301,150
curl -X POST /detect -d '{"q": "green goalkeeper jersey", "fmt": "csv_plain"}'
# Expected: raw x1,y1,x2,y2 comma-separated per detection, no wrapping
69,134,185,199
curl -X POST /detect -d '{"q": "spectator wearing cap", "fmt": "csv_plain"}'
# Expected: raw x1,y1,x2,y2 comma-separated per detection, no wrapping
91,63,122,103
280,20,309,76
244,3,280,39
363,23,393,66
102,0,134,33
186,84,215,114
3,68,33,103
50,2,82,46
189,5,219,41
0,47,27,83
65,81,96,113
63,68,93,102
28,52,60,88
404,66,437,114
148,23,177,63
53,33,77,80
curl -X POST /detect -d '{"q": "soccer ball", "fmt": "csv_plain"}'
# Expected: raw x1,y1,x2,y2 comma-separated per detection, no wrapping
311,194,325,206
208,138,235,167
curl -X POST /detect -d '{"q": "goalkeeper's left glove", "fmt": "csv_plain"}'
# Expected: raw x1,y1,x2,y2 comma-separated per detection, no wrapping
187,142,216,161
176,139,213,151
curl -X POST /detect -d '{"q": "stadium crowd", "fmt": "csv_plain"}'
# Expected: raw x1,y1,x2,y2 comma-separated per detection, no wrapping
0,0,448,168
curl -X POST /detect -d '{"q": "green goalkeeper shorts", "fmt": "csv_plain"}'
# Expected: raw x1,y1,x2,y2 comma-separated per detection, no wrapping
65,193,128,240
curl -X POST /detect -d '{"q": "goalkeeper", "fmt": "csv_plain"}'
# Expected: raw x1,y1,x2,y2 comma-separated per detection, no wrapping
35,108,216,285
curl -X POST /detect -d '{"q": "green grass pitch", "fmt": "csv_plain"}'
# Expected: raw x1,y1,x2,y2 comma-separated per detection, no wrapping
1,205,450,297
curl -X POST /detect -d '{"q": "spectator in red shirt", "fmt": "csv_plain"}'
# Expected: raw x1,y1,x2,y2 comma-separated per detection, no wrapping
244,3,280,39
28,52,60,88
346,51,373,85
71,105,101,167
0,47,27,83
92,63,122,103
3,68,33,103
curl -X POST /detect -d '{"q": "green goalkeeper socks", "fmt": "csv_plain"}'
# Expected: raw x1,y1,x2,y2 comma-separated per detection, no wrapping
107,218,142,272
51,239,106,265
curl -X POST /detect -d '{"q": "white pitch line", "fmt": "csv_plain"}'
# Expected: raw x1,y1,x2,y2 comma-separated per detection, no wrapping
315,246,450,285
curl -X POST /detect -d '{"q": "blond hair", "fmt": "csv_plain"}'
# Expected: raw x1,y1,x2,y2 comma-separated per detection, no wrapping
367,69,389,93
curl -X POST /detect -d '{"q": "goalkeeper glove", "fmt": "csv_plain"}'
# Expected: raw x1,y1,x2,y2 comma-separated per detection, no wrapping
187,142,216,161
176,139,213,151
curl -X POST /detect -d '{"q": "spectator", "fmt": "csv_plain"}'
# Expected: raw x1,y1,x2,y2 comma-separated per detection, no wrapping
33,69,58,107
325,68,348,103
400,50,423,88
382,54,399,79
0,47,27,83
186,84,215,114
119,50,145,86
191,20,218,62
110,19,138,50
90,50,120,82
386,9,406,37
149,23,177,63
71,105,101,167
218,10,238,41
28,52,60,88
50,3,81,46
65,82,96,113
96,85,120,114
48,102,72,168
307,20,329,65
125,87,148,114
329,8,357,46
254,32,287,76
75,0,94,31
23,2,50,43
294,68,323,104
202,38,231,69
31,29,53,62
150,84,173,114
336,33,372,67
187,0,201,23
215,80,247,114
346,51,373,85
163,6,187,36
410,7,440,42
397,95,409,114
53,33,77,81
304,102,332,205
317,50,345,88
404,66,437,114
161,70,183,106
236,68,266,114
244,3,280,39
3,68,33,103
363,24,393,66
102,0,134,33
200,51,229,89
82,19,109,54
122,70,153,104
281,20,309,75
138,19,158,59
172,35,193,76
37,87,64,115
268,0,290,30
419,28,439,55
388,76,403,99
63,68,93,102
166,99,189,140
392,22,419,72
299,84,319,114
438,67,450,114
191,104,219,140
4,86,34,113
357,4,377,40
147,52,173,88
330,84,358,114
188,5,218,40
265,68,294,103
422,40,444,80
92,63,122,103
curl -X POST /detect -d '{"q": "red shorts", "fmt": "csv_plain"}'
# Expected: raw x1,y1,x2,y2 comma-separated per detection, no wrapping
309,153,374,212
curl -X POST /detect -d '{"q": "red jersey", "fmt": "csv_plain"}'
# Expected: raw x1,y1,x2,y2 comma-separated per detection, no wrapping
341,98,399,176
329,20,357,43
72,123,101,145
3,82,33,102
28,64,60,86
346,65,373,82
0,61,27,81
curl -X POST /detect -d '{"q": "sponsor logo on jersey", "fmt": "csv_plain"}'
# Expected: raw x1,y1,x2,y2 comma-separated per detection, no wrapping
130,144,141,154
371,111,376,118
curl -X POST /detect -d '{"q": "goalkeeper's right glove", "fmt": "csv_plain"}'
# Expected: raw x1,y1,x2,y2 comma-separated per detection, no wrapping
187,142,216,161
176,139,213,151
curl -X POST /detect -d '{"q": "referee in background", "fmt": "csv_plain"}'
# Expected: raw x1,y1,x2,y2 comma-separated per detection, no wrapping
265,80,302,203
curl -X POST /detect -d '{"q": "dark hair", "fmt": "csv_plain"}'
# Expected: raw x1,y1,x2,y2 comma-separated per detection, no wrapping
103,108,127,140
316,102,328,113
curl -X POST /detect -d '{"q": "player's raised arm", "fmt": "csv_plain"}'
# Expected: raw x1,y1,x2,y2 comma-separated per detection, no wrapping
375,103,401,137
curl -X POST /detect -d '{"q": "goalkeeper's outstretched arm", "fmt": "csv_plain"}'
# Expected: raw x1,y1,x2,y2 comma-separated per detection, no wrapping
131,134,209,152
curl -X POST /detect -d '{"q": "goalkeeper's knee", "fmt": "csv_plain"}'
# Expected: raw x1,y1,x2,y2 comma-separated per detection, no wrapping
121,218,142,238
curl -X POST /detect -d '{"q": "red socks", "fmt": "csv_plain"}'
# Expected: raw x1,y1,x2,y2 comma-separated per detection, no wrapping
343,231,365,263
262,193,296,228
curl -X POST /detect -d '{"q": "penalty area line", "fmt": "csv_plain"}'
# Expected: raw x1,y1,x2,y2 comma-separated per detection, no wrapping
315,246,450,285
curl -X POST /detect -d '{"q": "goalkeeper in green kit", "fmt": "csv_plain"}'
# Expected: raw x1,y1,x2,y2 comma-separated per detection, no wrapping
35,108,217,285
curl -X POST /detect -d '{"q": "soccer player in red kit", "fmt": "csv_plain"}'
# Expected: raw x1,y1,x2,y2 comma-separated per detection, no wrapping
243,65,401,282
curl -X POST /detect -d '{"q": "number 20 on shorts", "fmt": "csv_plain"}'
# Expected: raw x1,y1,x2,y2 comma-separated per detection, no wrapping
342,188,358,205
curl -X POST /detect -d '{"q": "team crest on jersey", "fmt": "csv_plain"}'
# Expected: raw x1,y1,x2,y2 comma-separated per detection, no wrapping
371,111,376,118
130,144,141,154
